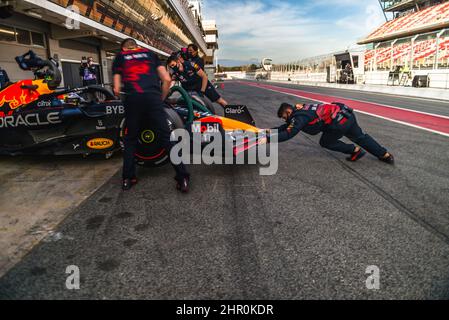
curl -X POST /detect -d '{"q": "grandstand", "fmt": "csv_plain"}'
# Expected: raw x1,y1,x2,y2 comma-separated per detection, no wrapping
267,1,449,88
359,0,449,87
379,0,448,19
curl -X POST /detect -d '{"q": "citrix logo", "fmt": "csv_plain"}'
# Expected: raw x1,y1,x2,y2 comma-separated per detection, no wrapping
37,100,52,107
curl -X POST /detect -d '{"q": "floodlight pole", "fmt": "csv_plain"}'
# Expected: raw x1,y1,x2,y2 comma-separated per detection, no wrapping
390,39,397,71
411,35,419,70
374,43,381,71
435,29,446,70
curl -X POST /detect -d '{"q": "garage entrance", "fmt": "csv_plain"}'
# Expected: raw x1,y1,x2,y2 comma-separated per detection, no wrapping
61,61,102,89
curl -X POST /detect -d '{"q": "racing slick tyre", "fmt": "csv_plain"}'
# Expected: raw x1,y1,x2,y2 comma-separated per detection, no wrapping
192,94,216,115
120,107,184,167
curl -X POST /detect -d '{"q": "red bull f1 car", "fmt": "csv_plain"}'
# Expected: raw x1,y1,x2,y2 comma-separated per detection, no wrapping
0,51,267,167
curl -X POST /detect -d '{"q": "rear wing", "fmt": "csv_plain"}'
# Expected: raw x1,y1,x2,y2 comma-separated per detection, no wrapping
224,105,256,126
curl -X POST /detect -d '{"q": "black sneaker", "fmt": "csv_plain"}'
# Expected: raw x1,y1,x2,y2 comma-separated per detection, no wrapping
346,148,366,162
176,177,190,193
380,153,395,165
122,178,138,191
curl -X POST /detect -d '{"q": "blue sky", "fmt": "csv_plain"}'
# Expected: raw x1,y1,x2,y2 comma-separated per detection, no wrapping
203,0,386,64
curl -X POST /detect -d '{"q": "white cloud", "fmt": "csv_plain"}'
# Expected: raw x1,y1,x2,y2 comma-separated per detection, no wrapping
203,0,386,63
335,4,385,34
311,0,371,7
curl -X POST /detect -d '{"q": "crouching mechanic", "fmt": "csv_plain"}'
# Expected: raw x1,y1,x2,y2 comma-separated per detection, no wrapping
268,102,394,164
112,38,190,192
167,52,228,108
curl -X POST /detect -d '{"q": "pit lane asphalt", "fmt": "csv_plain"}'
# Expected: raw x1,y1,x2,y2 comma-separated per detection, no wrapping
245,80,449,117
1,81,448,299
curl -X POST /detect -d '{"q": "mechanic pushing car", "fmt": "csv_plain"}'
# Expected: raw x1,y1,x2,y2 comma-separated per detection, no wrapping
267,102,395,164
167,52,228,109
112,38,190,192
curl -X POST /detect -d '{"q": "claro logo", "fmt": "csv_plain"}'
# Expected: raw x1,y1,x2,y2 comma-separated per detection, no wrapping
225,106,246,114
87,138,114,150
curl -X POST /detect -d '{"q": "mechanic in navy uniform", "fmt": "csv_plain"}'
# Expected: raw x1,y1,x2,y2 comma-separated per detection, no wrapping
268,102,395,164
112,38,190,192
187,44,205,70
167,52,228,108
0,66,11,89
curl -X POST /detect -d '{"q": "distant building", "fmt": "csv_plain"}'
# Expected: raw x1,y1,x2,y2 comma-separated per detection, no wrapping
202,20,219,67
186,2,220,77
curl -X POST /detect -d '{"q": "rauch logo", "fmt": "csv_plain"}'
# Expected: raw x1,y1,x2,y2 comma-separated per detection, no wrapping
87,138,114,150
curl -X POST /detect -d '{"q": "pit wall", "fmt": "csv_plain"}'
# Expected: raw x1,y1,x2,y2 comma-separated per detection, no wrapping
224,70,449,90
223,71,449,101
364,70,449,89
269,72,327,82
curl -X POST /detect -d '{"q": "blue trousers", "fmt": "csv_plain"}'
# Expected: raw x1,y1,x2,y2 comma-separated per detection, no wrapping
319,113,387,158
123,93,189,181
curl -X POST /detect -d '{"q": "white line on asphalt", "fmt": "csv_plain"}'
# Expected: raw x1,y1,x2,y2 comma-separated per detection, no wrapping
290,83,449,105
254,84,449,120
250,85,449,138
354,110,449,138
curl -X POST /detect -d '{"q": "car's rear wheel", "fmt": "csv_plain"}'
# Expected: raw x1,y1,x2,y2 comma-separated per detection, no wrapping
120,107,184,167
191,94,216,115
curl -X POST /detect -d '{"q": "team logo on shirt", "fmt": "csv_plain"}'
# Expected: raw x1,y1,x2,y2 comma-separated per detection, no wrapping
124,53,149,60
